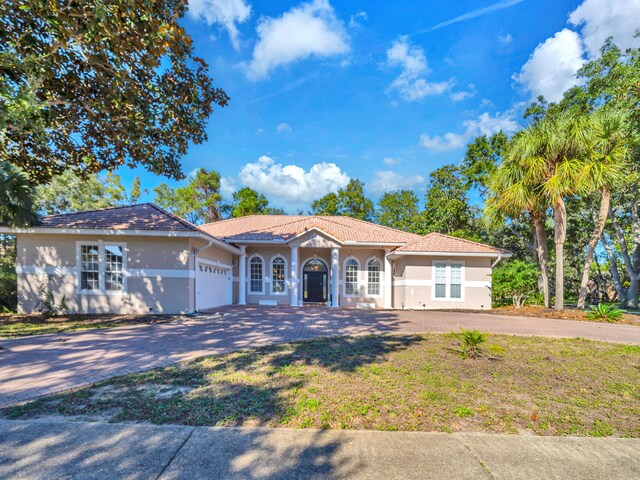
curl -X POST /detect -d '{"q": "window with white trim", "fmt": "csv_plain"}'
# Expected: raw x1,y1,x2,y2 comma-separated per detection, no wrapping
80,245,100,291
249,256,263,293
450,263,462,299
434,262,463,300
105,245,124,292
78,242,127,294
272,257,286,294
345,258,359,295
367,258,380,296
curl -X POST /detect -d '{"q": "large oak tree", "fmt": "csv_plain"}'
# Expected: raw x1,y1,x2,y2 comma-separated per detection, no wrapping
1,0,229,184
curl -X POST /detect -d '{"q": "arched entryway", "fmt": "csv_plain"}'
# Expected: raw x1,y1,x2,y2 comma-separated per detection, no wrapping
302,258,328,303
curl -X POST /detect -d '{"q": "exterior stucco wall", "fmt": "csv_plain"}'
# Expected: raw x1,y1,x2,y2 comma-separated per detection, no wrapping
233,244,389,307
16,234,198,314
337,248,386,308
393,255,492,310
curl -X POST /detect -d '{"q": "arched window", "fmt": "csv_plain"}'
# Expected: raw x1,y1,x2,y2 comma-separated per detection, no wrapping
344,258,359,296
367,258,381,296
272,256,286,294
249,256,264,293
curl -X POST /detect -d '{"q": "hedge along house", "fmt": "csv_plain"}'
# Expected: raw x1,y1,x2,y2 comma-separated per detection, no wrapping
1,204,510,314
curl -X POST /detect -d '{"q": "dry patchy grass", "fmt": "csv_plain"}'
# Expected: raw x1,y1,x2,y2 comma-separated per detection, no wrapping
0,314,193,338
3,334,639,437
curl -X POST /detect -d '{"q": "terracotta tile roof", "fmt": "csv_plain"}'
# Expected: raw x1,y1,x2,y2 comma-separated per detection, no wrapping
37,204,199,232
395,232,510,255
202,215,417,244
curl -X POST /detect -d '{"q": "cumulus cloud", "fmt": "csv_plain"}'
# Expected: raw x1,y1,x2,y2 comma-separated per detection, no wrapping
238,155,350,204
420,111,520,152
450,83,477,102
188,0,251,50
386,36,453,101
245,0,350,80
370,171,425,194
276,122,292,133
513,29,586,102
568,0,640,58
382,157,400,166
514,0,640,102
220,177,237,199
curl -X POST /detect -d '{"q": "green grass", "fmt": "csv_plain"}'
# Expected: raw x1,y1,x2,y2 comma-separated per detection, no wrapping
0,314,187,338
3,334,639,437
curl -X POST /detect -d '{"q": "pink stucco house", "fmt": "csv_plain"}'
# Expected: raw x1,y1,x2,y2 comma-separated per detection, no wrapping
1,204,510,314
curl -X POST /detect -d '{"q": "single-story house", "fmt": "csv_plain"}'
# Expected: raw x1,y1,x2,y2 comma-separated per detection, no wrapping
0,204,511,314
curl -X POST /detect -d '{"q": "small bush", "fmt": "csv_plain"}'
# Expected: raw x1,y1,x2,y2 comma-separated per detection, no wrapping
587,304,626,323
35,283,69,316
450,328,505,360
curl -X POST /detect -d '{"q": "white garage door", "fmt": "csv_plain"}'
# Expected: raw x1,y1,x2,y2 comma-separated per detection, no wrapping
196,260,232,311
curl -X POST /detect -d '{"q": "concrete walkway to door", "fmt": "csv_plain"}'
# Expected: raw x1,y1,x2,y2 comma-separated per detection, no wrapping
1,306,638,407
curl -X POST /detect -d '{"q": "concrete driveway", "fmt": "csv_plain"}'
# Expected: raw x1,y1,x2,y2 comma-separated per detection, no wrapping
1,306,639,407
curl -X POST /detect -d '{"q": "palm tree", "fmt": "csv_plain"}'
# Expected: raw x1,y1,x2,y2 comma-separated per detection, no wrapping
505,111,588,310
488,136,551,308
0,161,37,227
576,109,633,309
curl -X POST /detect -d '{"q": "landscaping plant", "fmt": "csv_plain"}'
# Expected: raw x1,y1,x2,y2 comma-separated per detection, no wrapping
586,304,626,323
452,328,505,359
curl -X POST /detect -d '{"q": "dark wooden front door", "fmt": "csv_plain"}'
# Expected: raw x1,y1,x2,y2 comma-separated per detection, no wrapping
304,271,327,302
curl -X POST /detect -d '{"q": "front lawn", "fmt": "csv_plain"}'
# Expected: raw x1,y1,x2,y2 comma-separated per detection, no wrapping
3,334,639,437
0,314,191,338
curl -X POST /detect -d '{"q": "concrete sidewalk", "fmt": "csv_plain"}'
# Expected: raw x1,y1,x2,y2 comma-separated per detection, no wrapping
2,306,639,408
0,419,638,480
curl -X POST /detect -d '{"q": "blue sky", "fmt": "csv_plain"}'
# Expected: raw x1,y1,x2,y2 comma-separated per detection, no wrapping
120,0,640,212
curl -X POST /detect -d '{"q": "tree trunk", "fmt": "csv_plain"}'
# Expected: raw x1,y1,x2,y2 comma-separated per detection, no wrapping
577,187,611,309
554,198,567,311
625,277,639,309
531,210,551,308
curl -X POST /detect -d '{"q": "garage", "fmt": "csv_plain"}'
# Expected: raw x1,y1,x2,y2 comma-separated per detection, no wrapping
195,259,232,311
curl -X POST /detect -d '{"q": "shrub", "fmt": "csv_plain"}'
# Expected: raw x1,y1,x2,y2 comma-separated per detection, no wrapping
587,304,626,323
35,283,69,316
491,260,539,308
452,328,505,360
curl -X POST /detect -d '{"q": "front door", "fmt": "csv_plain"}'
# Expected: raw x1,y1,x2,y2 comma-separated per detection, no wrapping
303,259,328,303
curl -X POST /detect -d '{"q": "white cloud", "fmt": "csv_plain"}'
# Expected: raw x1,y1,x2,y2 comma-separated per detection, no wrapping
382,157,400,166
450,83,477,102
420,111,519,152
426,0,524,32
499,33,513,45
386,36,453,101
348,11,367,29
238,155,350,204
513,29,586,102
220,177,236,199
188,0,251,50
513,0,640,103
245,0,350,80
568,0,640,58
370,171,425,194
276,122,292,133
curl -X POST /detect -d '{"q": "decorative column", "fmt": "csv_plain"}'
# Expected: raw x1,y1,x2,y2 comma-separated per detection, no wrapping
384,250,393,309
331,247,340,307
290,246,299,307
238,246,247,305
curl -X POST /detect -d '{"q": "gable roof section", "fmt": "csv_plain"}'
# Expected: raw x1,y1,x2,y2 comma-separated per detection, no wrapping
36,204,198,232
199,215,422,244
394,232,510,255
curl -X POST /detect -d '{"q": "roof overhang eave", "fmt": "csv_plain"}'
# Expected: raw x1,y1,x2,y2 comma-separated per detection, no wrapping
0,227,241,255
387,251,512,259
